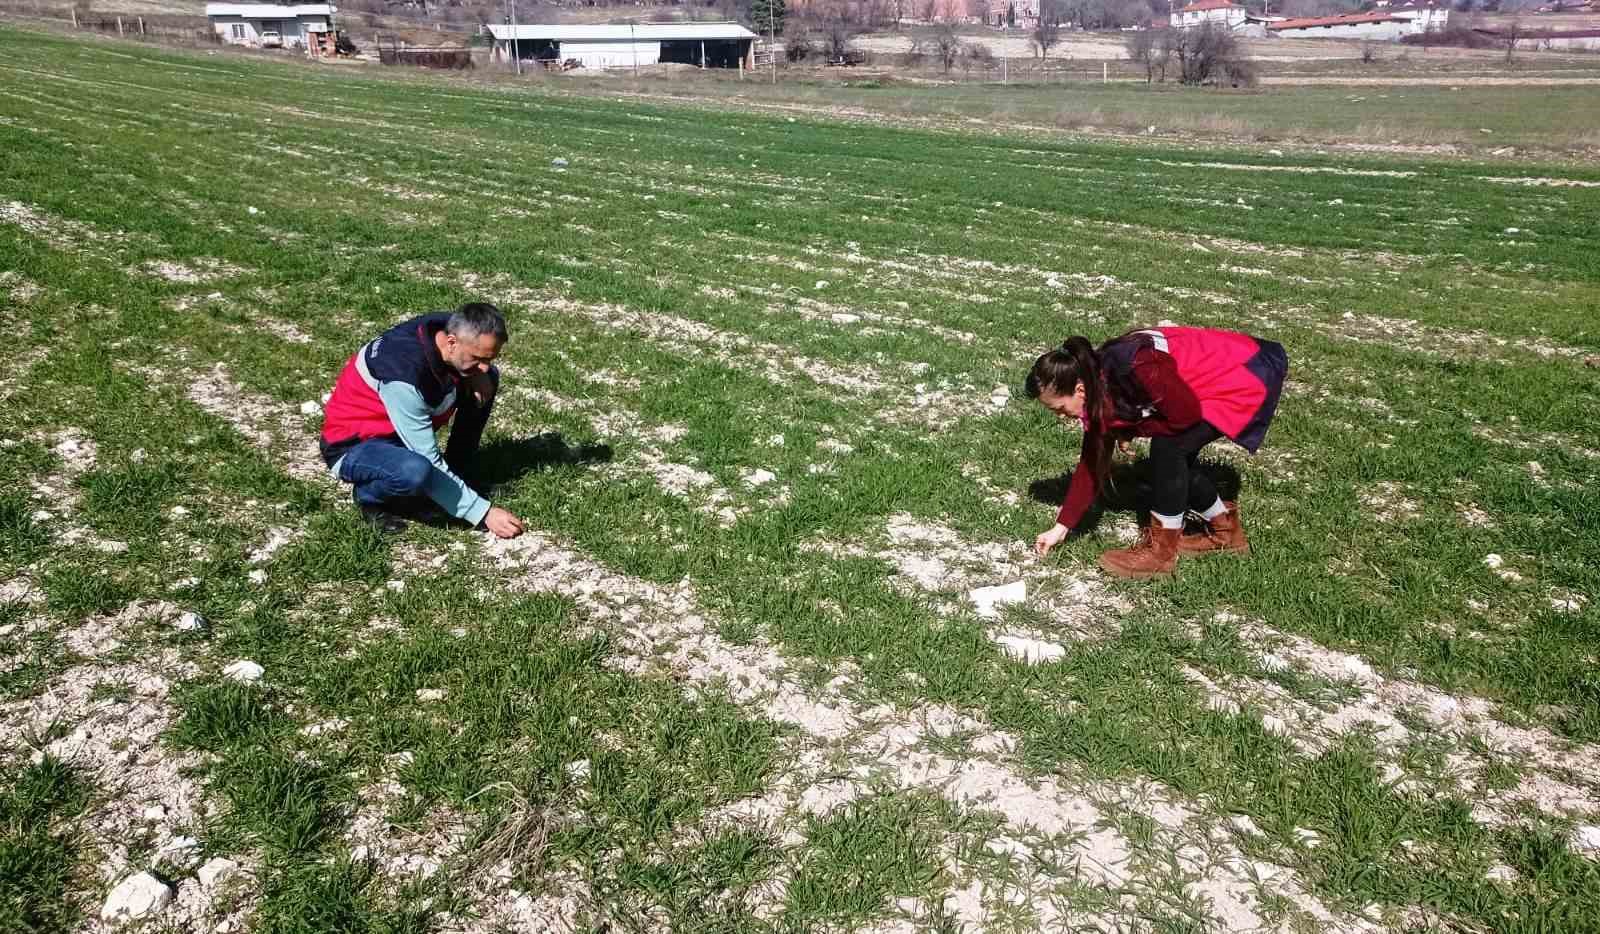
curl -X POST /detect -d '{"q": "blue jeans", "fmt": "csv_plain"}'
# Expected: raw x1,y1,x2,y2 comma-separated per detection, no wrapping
337,386,493,510
338,438,434,508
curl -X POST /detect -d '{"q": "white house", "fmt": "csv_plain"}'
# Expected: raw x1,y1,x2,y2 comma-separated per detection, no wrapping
988,0,1041,29
1390,5,1450,32
206,3,334,50
486,23,758,71
1171,0,1248,31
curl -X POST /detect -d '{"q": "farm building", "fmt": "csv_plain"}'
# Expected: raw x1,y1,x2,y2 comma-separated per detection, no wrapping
1269,10,1424,39
486,23,759,71
205,2,333,50
1171,0,1248,31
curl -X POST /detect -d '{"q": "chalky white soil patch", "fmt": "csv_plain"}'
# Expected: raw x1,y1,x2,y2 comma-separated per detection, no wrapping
479,531,1375,931
1,269,43,303
126,354,331,486
508,385,739,526
136,257,250,284
1148,159,1416,178
407,262,1004,433
0,602,259,933
1198,611,1600,828
1,199,158,260
23,428,132,555
809,513,1131,649
1357,481,1421,523
1476,176,1600,189
1327,311,1593,363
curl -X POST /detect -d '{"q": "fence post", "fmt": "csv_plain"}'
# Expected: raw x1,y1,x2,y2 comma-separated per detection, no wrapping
71,7,78,28
140,17,146,36
117,16,124,37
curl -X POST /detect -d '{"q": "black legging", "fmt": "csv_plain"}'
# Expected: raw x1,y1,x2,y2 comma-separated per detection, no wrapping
1147,422,1223,517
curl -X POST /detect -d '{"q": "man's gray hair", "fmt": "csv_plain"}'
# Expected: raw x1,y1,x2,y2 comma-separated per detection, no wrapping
447,302,509,343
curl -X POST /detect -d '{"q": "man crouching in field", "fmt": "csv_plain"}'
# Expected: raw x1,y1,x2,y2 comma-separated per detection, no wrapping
319,302,526,539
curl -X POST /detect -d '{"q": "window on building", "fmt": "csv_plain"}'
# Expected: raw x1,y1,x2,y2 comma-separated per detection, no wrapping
231,23,246,38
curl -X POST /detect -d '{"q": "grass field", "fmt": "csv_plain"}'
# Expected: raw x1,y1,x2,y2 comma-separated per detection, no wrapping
3,24,1600,933
609,75,1600,152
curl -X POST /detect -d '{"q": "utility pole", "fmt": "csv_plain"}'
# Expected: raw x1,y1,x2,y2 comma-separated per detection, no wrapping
769,1,776,84
504,0,521,74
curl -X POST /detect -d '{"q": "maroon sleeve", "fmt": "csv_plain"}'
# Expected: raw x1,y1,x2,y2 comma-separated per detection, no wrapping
1055,430,1100,530
1132,347,1202,429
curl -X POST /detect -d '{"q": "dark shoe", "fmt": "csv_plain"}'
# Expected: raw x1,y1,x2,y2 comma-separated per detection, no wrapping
1100,521,1182,580
1178,502,1250,556
353,490,407,534
386,495,448,524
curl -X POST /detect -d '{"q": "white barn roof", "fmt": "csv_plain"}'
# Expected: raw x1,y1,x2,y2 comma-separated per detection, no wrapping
487,23,757,41
205,3,334,16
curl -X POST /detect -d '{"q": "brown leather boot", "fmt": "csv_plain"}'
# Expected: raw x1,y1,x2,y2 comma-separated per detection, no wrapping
1100,521,1182,579
1178,502,1250,556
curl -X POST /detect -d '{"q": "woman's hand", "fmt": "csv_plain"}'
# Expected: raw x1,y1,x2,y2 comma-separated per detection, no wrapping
1035,523,1069,557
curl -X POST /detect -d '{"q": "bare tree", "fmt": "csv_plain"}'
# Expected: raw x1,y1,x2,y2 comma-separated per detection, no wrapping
1125,25,1172,82
1167,22,1254,86
1501,16,1524,62
1033,0,1064,58
824,19,859,61
933,22,962,70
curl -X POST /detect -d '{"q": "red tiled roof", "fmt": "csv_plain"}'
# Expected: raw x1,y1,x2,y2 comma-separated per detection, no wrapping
1178,0,1243,12
1269,11,1405,28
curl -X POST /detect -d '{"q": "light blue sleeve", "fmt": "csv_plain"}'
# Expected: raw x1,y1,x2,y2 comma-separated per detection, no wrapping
377,381,492,526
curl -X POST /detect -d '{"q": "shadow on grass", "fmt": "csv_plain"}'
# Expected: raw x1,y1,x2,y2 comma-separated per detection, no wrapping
1028,458,1242,536
389,433,615,531
469,432,614,489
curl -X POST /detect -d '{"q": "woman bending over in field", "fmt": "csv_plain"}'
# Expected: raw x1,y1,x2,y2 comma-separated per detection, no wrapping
1028,326,1288,580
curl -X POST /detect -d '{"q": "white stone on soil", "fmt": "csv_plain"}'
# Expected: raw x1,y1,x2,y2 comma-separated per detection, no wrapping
991,634,1065,665
1229,814,1262,836
1572,824,1600,854
156,835,201,868
222,660,263,683
1340,655,1378,683
197,856,240,889
565,759,591,782
415,688,446,702
1294,827,1323,848
173,611,207,632
101,872,172,924
969,580,1026,620
298,400,320,415
142,804,168,822
1261,714,1291,736
742,468,777,487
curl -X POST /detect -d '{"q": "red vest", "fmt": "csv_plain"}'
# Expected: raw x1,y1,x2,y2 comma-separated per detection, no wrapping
1102,327,1286,452
320,314,460,458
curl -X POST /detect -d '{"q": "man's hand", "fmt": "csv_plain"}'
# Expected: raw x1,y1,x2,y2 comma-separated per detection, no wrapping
483,505,525,539
1035,523,1069,557
467,371,497,407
